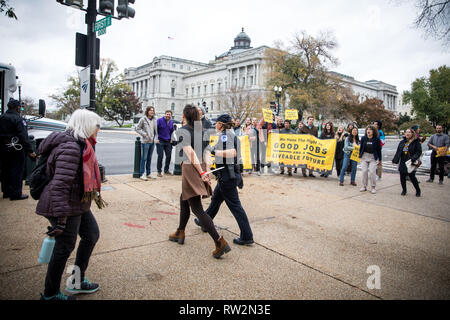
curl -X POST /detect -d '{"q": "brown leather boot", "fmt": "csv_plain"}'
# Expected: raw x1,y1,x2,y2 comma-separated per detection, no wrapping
169,229,185,245
212,236,231,259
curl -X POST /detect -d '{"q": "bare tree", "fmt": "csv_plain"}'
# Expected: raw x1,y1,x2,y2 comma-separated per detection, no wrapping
216,87,266,122
414,0,450,44
0,0,17,19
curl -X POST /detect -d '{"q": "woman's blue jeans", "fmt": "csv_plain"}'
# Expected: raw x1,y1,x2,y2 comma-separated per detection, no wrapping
339,153,357,183
140,143,155,176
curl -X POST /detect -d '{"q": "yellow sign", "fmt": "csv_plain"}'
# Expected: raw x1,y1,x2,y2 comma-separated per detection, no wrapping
262,109,274,123
350,145,360,163
285,109,298,120
209,135,252,170
436,146,450,157
266,133,337,174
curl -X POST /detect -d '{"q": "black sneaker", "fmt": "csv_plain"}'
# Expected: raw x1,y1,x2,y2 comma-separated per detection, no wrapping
401,190,407,196
40,291,76,301
65,278,99,295
194,218,207,233
233,238,254,246
416,190,421,197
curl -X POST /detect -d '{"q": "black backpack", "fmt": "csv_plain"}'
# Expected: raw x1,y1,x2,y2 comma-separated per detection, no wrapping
29,153,52,200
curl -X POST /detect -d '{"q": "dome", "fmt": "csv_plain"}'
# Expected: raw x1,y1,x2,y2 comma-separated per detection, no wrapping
232,28,251,49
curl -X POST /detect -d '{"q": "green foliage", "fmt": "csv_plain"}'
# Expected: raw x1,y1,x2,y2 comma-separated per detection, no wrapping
399,118,435,134
102,82,141,127
396,112,412,127
403,65,450,129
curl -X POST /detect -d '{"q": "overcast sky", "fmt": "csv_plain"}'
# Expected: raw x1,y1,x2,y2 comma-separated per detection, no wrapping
1,0,449,107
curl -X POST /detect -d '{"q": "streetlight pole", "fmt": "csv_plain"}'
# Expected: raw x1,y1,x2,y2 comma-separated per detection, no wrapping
274,86,282,116
17,81,22,104
86,0,97,112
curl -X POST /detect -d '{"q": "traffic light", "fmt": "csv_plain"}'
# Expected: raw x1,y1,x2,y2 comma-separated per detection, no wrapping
117,0,135,19
99,0,114,15
56,0,84,8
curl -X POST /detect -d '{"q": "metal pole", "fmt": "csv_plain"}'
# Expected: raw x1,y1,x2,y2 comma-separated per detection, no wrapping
86,0,97,112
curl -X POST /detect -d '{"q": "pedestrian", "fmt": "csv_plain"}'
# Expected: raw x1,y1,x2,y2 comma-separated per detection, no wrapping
279,120,296,176
195,113,254,246
339,126,359,186
411,125,426,143
392,128,422,197
156,110,175,177
37,109,105,300
335,126,345,177
345,123,355,174
0,99,36,200
243,118,256,174
373,120,386,180
234,118,244,136
320,121,335,178
251,117,261,175
168,105,231,259
198,106,213,129
299,116,318,177
426,124,449,185
257,116,274,174
359,125,382,194
135,106,158,180
296,121,305,134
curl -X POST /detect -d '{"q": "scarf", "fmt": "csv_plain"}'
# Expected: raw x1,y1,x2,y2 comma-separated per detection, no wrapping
81,137,107,209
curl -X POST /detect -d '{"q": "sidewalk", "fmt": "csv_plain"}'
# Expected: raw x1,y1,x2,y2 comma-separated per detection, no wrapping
0,172,449,300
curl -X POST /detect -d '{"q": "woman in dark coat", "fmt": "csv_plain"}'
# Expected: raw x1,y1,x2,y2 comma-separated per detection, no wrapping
37,109,105,300
168,104,231,259
392,128,422,197
334,126,345,177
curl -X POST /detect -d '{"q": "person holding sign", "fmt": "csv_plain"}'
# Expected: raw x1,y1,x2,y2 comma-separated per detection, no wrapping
359,125,382,194
196,114,254,246
279,120,296,176
392,128,422,197
339,127,359,186
169,105,231,259
426,125,449,185
299,116,318,178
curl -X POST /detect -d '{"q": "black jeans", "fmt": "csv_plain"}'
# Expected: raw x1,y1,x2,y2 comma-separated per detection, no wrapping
0,149,25,198
205,178,253,241
430,151,445,181
400,171,420,193
178,195,220,242
335,157,343,177
44,210,99,297
157,140,172,173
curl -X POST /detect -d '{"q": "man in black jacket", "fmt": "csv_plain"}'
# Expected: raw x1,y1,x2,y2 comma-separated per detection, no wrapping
0,99,36,200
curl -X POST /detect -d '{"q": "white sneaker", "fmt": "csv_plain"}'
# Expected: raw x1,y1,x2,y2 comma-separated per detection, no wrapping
360,187,367,192
140,174,148,181
148,174,156,179
371,188,377,194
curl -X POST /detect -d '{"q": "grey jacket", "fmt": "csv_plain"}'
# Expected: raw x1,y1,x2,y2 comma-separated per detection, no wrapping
428,133,450,150
136,116,158,143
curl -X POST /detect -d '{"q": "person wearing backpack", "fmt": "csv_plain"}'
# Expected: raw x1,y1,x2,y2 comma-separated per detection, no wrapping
37,109,106,301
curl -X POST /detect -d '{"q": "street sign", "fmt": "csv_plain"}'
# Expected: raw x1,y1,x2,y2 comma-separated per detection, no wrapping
80,66,90,108
94,15,111,34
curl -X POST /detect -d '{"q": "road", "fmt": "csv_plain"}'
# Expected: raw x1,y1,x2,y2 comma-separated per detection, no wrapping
96,130,431,176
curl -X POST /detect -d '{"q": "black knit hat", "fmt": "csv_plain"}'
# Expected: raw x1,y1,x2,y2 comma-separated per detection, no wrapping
7,99,21,109
217,114,232,123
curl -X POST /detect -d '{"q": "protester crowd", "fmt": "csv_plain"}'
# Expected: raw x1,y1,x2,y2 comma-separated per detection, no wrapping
1,98,449,300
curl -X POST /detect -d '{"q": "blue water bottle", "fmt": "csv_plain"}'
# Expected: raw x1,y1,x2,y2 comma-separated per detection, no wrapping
38,236,56,264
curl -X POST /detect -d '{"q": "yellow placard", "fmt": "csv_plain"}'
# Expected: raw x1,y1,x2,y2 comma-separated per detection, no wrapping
209,135,252,170
262,109,273,123
350,145,360,163
436,146,450,157
285,109,298,120
266,133,337,174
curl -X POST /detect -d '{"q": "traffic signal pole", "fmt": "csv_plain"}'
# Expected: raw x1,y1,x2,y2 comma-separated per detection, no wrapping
86,0,97,112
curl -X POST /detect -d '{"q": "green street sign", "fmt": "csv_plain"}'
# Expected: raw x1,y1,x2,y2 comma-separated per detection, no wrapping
94,15,111,32
98,28,106,36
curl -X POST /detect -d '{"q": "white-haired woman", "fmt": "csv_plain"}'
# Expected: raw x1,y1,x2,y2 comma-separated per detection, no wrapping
37,108,106,300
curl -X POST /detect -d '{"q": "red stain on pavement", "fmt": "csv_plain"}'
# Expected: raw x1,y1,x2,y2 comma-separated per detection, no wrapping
149,218,158,221
158,211,178,215
124,223,145,229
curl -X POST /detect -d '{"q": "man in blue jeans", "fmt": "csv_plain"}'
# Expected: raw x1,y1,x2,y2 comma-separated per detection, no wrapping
156,110,175,177
135,106,158,180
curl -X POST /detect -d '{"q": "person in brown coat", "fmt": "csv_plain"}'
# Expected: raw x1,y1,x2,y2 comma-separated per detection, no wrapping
299,116,318,177
169,105,231,259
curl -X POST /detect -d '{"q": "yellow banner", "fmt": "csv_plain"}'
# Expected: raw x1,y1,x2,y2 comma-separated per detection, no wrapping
285,109,298,120
350,145,360,163
262,109,273,123
266,133,336,174
209,135,252,170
